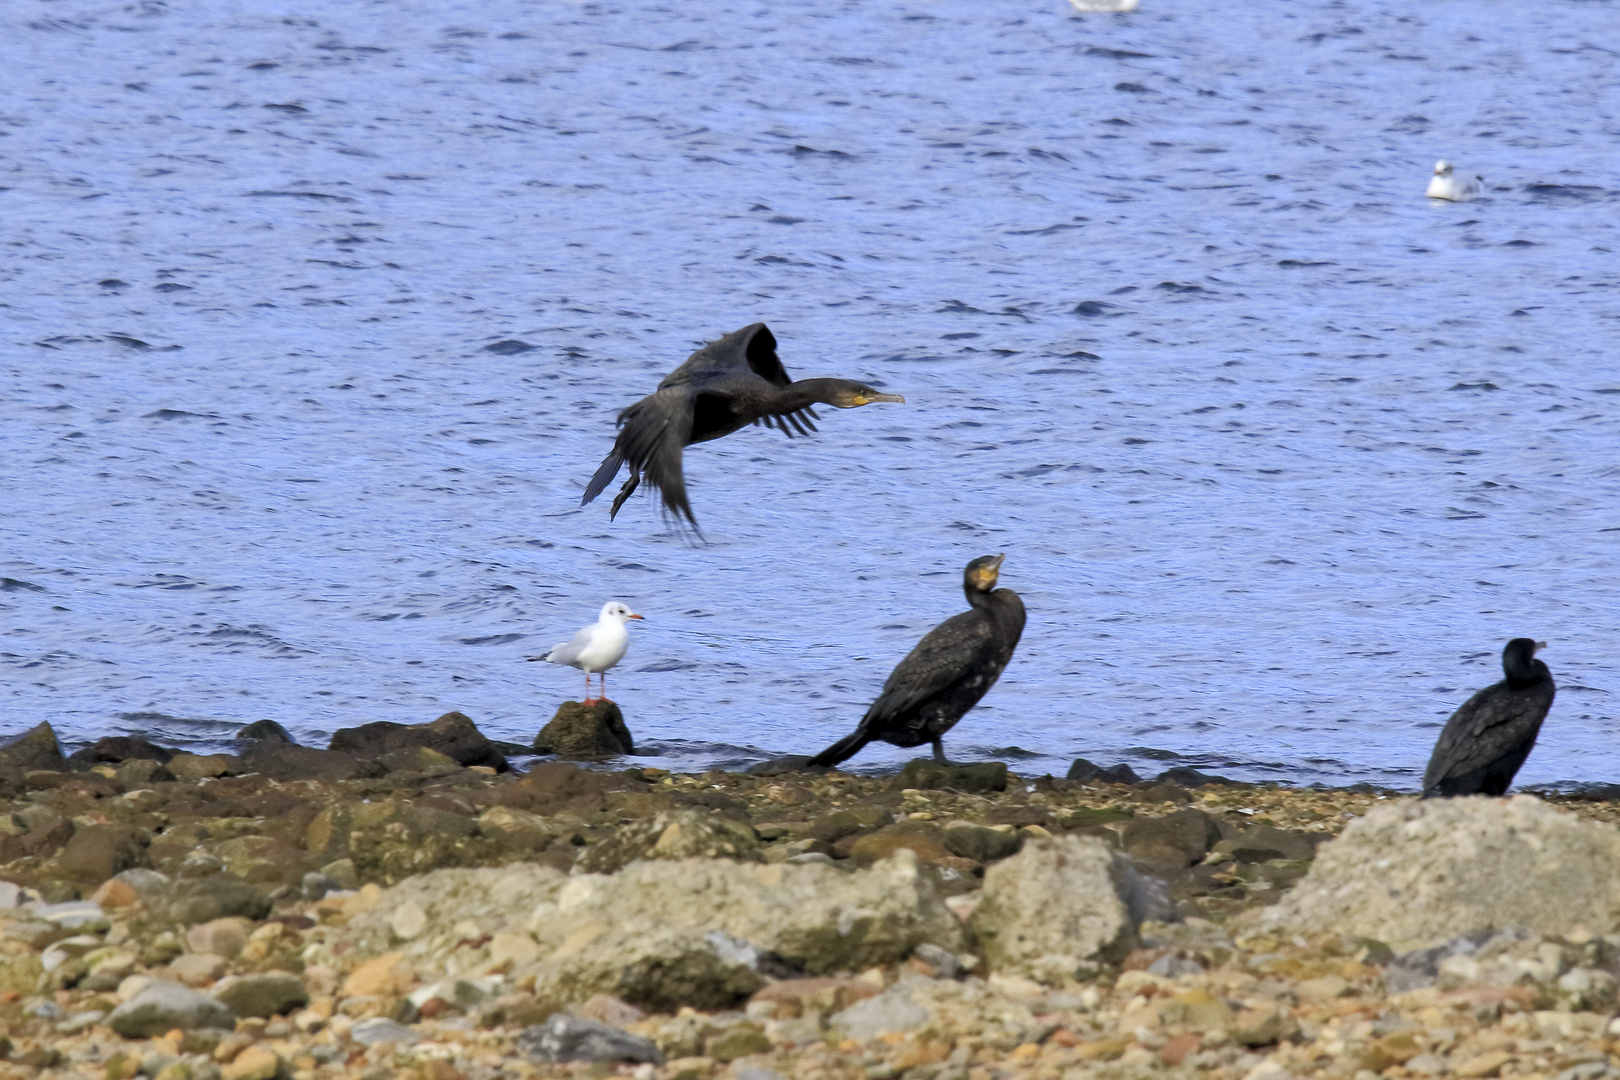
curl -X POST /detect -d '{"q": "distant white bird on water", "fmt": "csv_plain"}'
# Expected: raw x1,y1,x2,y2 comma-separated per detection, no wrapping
1067,0,1139,10
1427,160,1481,202
529,601,644,703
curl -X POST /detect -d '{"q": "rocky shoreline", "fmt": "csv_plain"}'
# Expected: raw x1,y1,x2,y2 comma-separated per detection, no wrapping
5,713,1620,1080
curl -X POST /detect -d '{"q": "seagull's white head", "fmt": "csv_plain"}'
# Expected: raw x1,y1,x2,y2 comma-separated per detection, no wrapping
1434,160,1453,176
600,601,645,624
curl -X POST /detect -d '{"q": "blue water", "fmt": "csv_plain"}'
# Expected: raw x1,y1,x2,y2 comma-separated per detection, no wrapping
2,0,1616,789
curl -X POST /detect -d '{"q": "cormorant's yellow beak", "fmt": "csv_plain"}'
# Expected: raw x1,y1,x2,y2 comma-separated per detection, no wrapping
1534,641,1546,652
858,392,905,405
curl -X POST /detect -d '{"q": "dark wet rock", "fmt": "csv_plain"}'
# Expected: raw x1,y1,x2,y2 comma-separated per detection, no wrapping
67,735,177,765
1137,780,1194,804
1122,808,1222,869
348,801,488,884
212,971,309,1017
108,979,236,1036
533,700,635,757
517,1013,666,1065
236,719,295,745
0,721,66,772
51,824,150,886
575,809,762,874
115,758,174,787
1214,825,1320,863
745,755,822,776
1156,766,1236,787
810,806,895,844
154,877,273,926
167,753,242,780
240,742,373,782
895,759,1008,792
510,762,632,815
1067,758,1141,784
379,745,464,774
329,710,508,772
942,823,1023,863
213,835,316,886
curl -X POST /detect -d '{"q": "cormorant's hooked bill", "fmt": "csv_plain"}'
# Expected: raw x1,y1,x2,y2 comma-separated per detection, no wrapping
810,553,1026,769
1421,637,1555,798
580,323,903,529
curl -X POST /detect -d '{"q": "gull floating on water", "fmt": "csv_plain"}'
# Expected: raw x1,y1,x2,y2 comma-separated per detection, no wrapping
1067,0,1139,10
529,601,644,704
1426,160,1481,202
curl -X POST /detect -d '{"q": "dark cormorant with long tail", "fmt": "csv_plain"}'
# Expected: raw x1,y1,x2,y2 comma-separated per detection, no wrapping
1422,637,1555,798
581,323,903,528
810,554,1025,768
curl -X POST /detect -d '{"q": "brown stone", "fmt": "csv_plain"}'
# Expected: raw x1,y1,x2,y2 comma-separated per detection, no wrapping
533,700,635,757
52,824,150,885
748,977,880,1019
843,825,954,866
91,878,142,909
341,952,416,998
1161,1033,1202,1066
168,753,242,781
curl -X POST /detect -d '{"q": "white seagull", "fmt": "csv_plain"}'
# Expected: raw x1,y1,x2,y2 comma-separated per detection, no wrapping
529,601,644,704
1427,160,1481,202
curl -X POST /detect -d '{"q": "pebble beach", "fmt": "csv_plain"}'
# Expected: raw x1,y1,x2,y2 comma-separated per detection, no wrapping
6,713,1620,1080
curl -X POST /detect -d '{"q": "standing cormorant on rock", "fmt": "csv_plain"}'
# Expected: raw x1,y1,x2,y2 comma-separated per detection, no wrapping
1422,638,1555,798
580,323,903,529
810,554,1026,768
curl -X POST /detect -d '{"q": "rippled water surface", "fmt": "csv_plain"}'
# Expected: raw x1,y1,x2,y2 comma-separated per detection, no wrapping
3,0,1618,787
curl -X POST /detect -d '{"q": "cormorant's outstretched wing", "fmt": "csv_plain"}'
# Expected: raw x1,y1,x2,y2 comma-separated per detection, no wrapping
1422,680,1553,793
659,323,791,390
865,610,996,723
581,387,697,526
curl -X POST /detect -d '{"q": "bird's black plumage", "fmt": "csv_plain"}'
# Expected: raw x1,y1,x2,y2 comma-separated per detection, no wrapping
580,323,903,528
1422,637,1555,798
810,554,1026,768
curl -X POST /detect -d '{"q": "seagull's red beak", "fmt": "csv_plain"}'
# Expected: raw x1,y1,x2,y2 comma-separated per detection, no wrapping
628,613,645,620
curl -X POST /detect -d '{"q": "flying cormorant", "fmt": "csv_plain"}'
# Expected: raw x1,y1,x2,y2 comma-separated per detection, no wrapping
810,554,1025,768
580,323,903,528
530,601,644,704
1421,637,1555,798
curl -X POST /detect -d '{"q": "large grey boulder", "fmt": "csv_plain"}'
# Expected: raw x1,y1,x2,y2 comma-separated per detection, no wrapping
322,851,963,1012
108,979,236,1036
531,848,964,976
1246,796,1620,952
969,835,1146,983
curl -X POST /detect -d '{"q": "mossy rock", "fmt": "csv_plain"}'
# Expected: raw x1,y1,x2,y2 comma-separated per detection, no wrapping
534,701,635,757
895,759,1008,793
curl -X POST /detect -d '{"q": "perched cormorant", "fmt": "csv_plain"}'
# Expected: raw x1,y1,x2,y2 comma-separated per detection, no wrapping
581,323,903,528
810,554,1026,768
1422,638,1555,798
530,601,644,704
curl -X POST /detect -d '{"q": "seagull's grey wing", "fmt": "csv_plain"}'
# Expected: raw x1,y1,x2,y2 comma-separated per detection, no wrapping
546,626,595,665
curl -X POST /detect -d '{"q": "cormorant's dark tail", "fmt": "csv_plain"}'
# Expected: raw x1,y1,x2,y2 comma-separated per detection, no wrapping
807,725,872,768
581,452,623,508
